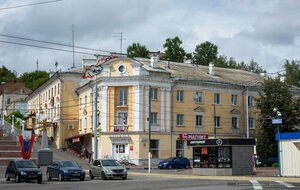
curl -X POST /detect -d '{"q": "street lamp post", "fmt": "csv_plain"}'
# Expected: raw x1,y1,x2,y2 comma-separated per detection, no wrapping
272,108,282,177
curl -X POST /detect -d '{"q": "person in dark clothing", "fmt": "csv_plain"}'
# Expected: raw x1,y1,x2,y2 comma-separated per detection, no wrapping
88,151,94,163
83,148,89,159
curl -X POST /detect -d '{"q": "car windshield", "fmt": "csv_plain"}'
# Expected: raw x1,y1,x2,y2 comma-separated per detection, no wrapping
59,161,79,168
101,160,119,166
16,161,37,168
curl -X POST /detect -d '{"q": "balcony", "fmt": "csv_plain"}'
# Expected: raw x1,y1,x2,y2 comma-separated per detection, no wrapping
113,125,128,132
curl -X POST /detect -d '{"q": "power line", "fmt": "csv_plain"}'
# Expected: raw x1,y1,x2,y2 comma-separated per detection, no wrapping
0,33,112,53
0,0,63,11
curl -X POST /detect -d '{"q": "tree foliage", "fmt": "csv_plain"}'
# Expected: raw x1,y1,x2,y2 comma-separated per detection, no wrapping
284,59,300,87
127,43,149,58
162,36,186,62
0,66,17,82
256,78,299,159
193,41,218,65
19,71,49,91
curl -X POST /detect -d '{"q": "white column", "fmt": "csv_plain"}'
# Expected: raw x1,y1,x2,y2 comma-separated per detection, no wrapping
166,87,171,132
145,86,149,131
100,86,108,132
160,87,165,132
134,85,143,131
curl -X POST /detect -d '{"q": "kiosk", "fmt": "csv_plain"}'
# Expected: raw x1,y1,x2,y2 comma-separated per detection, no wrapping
189,138,255,176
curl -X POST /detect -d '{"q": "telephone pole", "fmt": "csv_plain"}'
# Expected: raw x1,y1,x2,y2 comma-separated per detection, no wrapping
148,85,151,173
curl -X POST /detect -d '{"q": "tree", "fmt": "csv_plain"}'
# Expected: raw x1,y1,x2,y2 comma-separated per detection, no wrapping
284,59,300,87
245,59,265,74
19,71,49,91
256,78,299,159
193,41,218,65
0,66,17,82
127,43,149,58
162,36,185,62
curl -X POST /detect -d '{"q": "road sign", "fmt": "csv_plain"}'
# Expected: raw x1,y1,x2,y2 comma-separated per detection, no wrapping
272,119,282,124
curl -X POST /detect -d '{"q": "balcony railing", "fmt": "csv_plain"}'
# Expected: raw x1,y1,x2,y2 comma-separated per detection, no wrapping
113,125,128,132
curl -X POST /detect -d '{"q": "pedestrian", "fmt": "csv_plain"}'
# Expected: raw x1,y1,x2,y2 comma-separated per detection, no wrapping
83,148,89,159
89,151,94,164
252,154,257,170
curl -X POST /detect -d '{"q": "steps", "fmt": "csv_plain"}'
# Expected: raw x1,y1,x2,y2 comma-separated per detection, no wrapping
0,125,23,165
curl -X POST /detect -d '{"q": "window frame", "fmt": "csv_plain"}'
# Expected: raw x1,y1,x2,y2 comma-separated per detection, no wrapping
195,92,203,103
150,112,158,125
248,118,255,129
231,94,238,106
214,93,221,104
215,116,221,128
150,88,158,100
176,140,185,157
119,88,128,106
176,114,184,126
231,116,239,129
196,113,203,128
150,140,159,158
248,96,254,107
177,90,184,102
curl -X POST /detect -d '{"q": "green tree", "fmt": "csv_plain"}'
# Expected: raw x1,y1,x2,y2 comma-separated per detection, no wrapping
19,71,49,91
245,59,265,74
0,66,17,82
284,59,300,87
256,78,299,159
127,43,149,58
162,36,186,62
193,41,218,65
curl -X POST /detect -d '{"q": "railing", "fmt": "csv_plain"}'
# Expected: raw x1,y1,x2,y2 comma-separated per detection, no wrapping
113,125,128,132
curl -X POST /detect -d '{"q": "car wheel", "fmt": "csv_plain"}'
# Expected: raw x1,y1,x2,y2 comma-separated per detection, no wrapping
46,172,52,181
89,170,94,180
5,173,10,181
15,174,20,183
37,178,42,184
185,165,189,169
80,177,85,181
101,172,107,180
58,173,64,181
168,165,172,169
122,176,127,180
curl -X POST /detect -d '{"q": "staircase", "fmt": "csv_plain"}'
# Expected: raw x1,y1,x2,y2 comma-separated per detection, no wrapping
0,124,22,165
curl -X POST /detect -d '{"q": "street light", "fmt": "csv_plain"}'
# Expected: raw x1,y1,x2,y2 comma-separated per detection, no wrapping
272,107,282,177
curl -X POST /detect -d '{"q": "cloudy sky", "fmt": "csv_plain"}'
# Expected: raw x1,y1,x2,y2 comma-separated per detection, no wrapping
0,0,299,75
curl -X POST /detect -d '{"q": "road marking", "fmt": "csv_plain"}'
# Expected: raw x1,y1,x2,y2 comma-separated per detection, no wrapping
249,180,263,190
275,181,295,188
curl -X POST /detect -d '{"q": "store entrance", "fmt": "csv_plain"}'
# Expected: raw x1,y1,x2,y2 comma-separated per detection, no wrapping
112,143,128,161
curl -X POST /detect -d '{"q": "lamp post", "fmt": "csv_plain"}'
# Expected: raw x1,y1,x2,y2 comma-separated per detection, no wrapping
272,108,282,177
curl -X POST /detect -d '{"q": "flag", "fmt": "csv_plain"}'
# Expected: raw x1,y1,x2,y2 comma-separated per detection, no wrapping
18,134,35,160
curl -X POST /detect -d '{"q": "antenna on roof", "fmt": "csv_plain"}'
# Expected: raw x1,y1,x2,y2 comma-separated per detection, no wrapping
113,32,126,57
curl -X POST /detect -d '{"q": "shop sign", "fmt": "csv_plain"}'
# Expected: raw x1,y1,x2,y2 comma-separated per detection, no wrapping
110,134,130,138
187,138,256,146
179,133,208,140
130,145,134,151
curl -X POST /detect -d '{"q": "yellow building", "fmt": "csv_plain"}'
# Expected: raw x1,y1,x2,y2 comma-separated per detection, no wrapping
75,56,262,165
25,71,83,149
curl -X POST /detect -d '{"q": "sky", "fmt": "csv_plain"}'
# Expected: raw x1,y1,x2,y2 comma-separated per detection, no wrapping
0,0,300,76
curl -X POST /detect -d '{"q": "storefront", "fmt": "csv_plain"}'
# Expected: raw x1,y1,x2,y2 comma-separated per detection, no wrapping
189,138,255,176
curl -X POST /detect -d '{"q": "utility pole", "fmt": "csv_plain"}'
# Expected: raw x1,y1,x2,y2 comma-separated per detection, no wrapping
36,59,39,71
246,87,249,138
93,81,98,160
148,85,151,173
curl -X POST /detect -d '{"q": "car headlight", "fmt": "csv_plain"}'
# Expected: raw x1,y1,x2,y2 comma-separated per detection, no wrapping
20,171,27,175
37,171,42,175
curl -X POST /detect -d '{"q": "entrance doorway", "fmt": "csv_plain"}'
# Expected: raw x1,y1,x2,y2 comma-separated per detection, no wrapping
112,144,128,160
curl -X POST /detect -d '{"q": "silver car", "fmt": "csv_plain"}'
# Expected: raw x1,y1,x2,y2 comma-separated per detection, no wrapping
89,159,127,180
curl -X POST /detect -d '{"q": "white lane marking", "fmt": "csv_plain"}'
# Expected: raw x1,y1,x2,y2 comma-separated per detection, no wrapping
249,180,263,190
275,181,295,188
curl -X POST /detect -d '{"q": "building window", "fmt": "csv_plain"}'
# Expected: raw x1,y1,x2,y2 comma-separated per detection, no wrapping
84,117,87,130
231,95,237,105
248,118,254,129
7,98,10,104
150,140,159,158
79,119,82,131
119,88,128,106
176,140,184,157
150,88,158,100
117,112,127,125
84,95,87,108
177,114,184,126
150,112,158,125
177,90,184,102
248,96,254,107
58,84,60,95
54,86,56,96
215,116,221,128
232,116,239,128
214,93,220,104
90,116,93,130
79,98,82,109
195,92,203,103
196,114,203,128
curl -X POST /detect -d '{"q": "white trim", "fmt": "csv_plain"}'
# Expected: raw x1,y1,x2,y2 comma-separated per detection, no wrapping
160,87,165,132
166,87,171,132
134,85,143,131
145,86,149,131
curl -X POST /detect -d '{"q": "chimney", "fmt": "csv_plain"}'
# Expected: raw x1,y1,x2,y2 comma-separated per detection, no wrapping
150,53,159,68
208,62,215,75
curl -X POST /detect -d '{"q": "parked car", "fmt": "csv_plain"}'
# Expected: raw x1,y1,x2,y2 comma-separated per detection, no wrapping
158,157,191,169
257,157,278,167
46,160,85,181
5,159,43,183
89,159,127,180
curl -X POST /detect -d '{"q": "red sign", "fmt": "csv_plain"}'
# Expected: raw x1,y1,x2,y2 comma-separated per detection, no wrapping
179,133,208,140
201,147,208,155
130,145,134,151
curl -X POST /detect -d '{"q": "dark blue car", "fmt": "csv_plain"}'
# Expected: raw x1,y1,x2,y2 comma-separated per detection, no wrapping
46,160,85,181
158,157,190,169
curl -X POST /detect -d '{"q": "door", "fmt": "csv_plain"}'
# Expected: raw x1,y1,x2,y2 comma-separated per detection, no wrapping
112,144,128,161
91,160,101,176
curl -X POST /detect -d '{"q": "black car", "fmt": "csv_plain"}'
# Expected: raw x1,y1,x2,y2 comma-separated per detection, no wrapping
46,160,85,181
158,157,191,169
5,160,43,183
